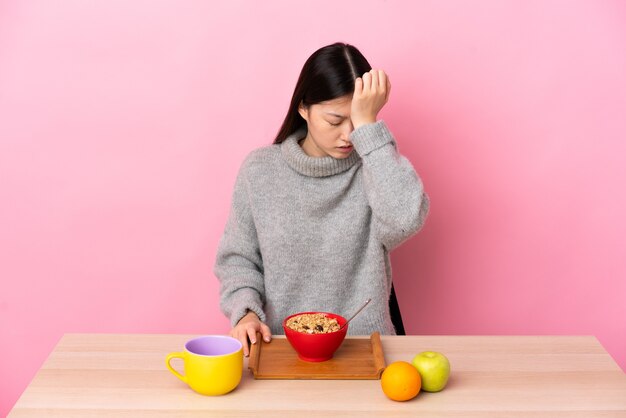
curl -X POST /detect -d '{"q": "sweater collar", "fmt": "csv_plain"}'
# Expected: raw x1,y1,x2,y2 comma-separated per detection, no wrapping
280,127,360,177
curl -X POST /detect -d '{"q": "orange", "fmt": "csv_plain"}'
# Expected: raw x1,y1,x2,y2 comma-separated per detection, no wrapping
380,361,421,401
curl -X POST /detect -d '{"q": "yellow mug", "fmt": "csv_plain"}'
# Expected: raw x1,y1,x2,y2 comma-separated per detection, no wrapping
166,335,243,396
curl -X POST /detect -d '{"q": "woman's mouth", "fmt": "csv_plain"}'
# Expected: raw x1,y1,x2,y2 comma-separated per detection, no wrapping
337,145,353,153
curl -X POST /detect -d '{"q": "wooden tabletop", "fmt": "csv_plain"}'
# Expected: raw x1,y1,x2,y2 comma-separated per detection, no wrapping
8,334,626,417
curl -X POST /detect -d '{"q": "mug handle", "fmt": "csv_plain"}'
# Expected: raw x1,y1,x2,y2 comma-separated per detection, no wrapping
166,352,187,383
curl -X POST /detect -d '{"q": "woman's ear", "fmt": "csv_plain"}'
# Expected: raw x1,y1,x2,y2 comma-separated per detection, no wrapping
297,101,309,122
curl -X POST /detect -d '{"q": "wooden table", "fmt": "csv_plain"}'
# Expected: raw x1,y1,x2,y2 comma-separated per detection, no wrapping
8,334,626,417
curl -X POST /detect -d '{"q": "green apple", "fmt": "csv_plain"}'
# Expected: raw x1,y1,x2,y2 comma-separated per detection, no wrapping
411,351,450,392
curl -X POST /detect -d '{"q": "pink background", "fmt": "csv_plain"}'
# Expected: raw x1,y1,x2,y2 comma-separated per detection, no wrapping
1,0,625,414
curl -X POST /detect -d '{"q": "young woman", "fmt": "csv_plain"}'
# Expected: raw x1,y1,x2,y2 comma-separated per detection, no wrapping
214,42,429,356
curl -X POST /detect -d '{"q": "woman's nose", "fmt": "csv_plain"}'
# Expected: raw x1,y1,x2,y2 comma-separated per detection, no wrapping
341,120,354,139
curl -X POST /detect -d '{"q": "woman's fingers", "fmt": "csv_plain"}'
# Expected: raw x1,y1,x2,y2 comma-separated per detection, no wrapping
260,322,273,343
246,326,258,345
376,70,385,89
229,313,274,357
370,70,379,93
354,76,363,96
362,71,372,91
378,70,388,100
235,328,250,357
361,70,389,97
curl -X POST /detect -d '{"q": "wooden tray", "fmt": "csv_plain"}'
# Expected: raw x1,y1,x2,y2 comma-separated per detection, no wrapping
248,332,385,380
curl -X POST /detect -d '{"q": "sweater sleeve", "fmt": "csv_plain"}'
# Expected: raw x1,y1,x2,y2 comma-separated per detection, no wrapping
213,159,267,327
350,120,430,251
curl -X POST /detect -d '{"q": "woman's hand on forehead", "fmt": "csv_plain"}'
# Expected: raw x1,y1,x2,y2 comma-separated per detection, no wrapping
350,69,391,129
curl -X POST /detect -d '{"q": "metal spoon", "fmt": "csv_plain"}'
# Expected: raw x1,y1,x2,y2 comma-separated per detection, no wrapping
339,298,372,331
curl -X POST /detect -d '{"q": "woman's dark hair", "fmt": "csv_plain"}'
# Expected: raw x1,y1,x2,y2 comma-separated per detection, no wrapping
273,42,372,144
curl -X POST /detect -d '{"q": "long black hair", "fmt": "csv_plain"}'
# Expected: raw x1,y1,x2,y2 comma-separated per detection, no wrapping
273,42,372,144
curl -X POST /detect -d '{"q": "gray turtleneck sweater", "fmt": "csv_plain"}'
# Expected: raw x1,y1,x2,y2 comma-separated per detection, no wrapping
214,120,429,335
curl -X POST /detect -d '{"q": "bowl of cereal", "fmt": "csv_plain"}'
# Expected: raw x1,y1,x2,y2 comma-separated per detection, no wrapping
283,311,348,362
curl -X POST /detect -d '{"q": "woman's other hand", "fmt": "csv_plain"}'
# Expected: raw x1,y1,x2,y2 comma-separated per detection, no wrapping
230,311,272,357
351,69,391,129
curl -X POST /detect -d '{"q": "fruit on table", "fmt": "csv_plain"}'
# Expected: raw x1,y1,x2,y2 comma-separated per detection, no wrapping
411,351,450,392
380,361,421,401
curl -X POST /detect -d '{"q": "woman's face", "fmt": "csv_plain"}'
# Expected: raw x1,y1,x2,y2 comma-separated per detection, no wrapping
297,95,355,159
